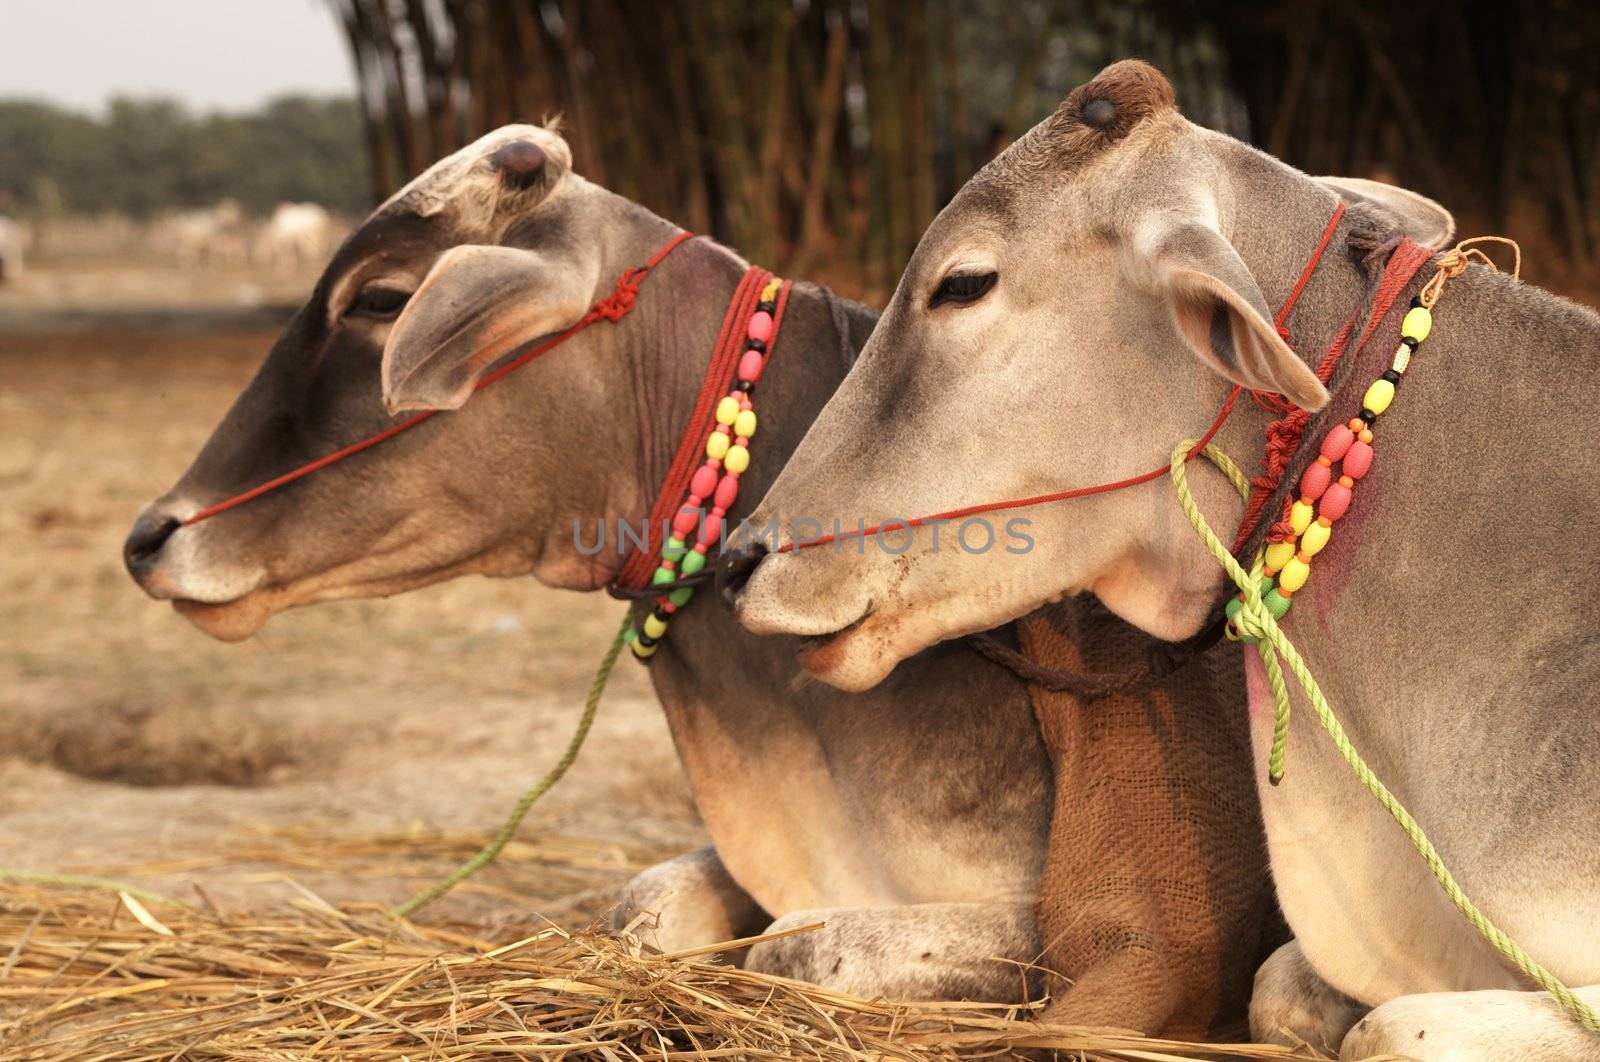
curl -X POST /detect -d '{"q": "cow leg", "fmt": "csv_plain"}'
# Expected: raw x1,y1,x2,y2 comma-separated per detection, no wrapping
1339,985,1600,1061
612,846,768,953
745,902,1041,1003
1249,940,1367,1053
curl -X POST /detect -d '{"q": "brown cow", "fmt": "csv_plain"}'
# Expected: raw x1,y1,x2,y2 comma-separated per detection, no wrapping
124,124,1273,1034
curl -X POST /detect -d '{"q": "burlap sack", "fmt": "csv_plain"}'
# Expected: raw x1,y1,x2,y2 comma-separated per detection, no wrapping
1015,597,1282,1038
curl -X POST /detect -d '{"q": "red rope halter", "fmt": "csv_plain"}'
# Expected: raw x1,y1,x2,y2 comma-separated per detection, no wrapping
181,231,696,528
781,204,1354,555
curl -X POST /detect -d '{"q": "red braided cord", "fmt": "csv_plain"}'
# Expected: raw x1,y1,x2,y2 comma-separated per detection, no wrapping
182,231,695,527
613,266,770,591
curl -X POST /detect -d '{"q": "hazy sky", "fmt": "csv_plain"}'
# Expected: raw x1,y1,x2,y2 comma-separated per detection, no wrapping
1,1,356,112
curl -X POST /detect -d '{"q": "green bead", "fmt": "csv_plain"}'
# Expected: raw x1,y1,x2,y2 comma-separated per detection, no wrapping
1264,587,1293,619
668,586,695,607
623,625,638,642
650,566,675,586
679,550,707,576
1225,596,1244,624
661,536,688,561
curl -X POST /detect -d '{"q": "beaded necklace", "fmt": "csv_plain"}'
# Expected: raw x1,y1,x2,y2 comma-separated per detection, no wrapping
626,274,788,659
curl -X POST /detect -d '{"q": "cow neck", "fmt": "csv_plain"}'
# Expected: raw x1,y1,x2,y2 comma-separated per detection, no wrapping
1225,226,1436,561
610,246,792,658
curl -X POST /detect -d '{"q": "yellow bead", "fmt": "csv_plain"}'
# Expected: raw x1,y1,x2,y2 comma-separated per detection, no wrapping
1363,378,1395,416
630,639,658,659
733,409,757,438
1401,306,1432,343
705,432,730,460
1300,520,1331,556
1264,541,1296,572
716,396,740,425
724,444,750,474
1279,556,1311,593
643,614,668,639
1290,500,1314,535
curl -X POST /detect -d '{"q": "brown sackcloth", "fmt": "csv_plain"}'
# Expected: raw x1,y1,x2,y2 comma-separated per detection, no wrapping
1014,597,1282,1039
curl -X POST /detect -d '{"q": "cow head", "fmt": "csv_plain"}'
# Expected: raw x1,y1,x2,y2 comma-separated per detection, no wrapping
124,125,686,639
729,60,1453,690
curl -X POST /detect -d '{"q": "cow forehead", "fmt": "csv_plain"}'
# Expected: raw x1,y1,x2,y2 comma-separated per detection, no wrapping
379,124,574,222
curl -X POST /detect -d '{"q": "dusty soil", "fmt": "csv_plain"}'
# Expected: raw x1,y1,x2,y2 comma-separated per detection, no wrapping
0,263,704,927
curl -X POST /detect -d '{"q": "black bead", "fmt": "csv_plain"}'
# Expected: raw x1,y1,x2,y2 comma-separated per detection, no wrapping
745,338,767,354
757,301,776,315
636,633,657,648
652,607,671,622
736,380,754,393
1381,369,1401,384
1358,408,1377,425
1410,296,1423,309
1401,335,1419,350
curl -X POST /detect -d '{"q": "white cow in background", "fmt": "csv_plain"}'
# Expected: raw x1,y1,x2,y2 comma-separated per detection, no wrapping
255,202,336,271
0,216,25,284
161,199,250,266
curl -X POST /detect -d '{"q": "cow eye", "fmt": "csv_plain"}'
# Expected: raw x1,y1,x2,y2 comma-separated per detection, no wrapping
929,271,997,308
345,285,411,321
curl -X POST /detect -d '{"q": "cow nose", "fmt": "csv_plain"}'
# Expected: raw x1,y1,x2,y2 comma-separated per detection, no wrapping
124,511,181,579
716,540,769,608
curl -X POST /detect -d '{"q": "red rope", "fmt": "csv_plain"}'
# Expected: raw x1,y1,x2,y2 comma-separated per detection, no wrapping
782,387,1243,553
182,231,695,527
612,266,784,591
783,203,1356,557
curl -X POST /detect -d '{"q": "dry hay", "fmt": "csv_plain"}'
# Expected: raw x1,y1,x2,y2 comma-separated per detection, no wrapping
0,883,1336,1062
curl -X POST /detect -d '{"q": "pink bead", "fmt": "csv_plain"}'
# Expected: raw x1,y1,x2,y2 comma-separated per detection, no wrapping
1299,461,1332,501
1319,482,1352,522
1319,424,1354,462
697,517,722,547
1342,440,1374,480
672,507,700,537
737,349,765,383
714,473,739,510
747,311,773,343
690,465,718,499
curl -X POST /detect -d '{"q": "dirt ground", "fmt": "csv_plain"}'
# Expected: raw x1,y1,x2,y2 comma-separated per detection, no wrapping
0,261,704,928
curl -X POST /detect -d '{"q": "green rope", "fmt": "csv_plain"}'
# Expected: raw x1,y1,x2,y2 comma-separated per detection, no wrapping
1170,439,1600,1033
0,869,187,909
392,613,630,919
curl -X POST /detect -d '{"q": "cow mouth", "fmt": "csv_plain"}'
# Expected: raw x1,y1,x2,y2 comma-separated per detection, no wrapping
172,593,278,642
794,606,874,675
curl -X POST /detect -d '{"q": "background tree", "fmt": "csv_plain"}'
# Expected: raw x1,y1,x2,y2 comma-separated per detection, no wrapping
330,0,1596,297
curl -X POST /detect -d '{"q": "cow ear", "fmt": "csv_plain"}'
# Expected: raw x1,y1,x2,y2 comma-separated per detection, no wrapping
381,244,597,413
1144,222,1330,411
1313,176,1455,250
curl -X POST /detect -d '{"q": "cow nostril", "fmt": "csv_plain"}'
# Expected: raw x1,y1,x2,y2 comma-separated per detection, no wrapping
123,513,181,576
716,541,770,608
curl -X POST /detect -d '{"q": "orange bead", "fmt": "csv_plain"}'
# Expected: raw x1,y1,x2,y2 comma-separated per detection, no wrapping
1359,429,1374,444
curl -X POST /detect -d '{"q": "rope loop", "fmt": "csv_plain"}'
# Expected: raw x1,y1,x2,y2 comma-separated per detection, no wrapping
1419,235,1522,308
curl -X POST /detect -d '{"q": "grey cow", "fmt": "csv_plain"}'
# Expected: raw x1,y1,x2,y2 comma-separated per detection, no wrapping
732,60,1600,1059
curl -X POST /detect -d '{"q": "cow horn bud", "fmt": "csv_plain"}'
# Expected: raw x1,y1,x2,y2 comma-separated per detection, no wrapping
490,141,547,186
